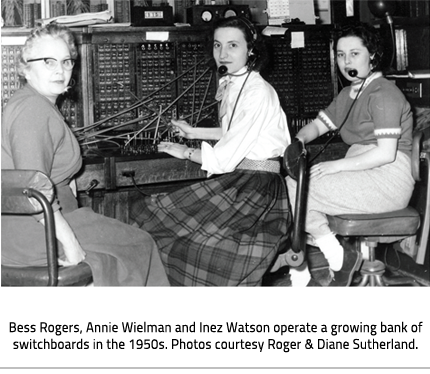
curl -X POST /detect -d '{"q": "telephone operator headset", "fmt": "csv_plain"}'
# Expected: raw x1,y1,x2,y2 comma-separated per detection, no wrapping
286,23,384,178
217,16,259,76
215,16,261,131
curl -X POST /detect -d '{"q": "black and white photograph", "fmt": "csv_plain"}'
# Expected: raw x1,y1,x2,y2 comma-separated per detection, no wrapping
1,0,429,372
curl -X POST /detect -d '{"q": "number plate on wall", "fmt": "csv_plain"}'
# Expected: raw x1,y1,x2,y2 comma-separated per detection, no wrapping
131,6,174,26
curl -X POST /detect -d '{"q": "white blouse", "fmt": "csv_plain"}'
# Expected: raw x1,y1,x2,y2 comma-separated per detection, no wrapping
201,68,291,176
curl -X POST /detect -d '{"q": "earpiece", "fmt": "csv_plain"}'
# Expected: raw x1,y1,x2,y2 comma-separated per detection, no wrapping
63,78,76,93
237,18,258,69
247,48,257,67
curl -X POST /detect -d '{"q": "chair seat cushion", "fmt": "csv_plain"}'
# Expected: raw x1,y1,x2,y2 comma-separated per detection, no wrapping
327,206,420,237
1,262,92,287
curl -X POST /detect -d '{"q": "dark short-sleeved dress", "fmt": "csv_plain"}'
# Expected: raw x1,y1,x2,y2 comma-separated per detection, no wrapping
286,74,415,238
2,85,169,286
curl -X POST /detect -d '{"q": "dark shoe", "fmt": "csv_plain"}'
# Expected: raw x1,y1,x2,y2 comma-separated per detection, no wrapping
328,250,362,287
263,266,291,286
307,278,322,287
271,272,292,287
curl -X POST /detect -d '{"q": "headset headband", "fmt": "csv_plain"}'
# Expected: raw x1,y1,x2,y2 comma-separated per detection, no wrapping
238,17,257,41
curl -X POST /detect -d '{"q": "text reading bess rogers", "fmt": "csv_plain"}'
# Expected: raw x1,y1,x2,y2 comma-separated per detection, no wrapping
8,321,425,353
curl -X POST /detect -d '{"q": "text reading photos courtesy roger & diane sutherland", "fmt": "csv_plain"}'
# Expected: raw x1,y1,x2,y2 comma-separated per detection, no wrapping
7,320,426,353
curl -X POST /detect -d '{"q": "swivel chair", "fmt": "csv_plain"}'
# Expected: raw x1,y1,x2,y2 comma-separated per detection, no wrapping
327,130,429,286
282,129,429,286
1,170,93,286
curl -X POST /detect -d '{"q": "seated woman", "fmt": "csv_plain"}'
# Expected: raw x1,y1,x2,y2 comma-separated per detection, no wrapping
1,24,169,286
277,22,415,286
130,17,292,286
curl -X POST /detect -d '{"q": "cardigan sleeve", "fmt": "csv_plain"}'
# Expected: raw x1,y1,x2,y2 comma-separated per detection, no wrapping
9,95,56,174
8,95,61,219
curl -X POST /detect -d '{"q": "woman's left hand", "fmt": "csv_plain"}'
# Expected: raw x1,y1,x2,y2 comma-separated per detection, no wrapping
310,161,340,181
158,142,188,159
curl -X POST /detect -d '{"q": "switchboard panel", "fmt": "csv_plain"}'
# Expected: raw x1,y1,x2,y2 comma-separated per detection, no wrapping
93,42,136,129
1,45,21,110
262,26,335,135
2,26,335,157
1,25,336,216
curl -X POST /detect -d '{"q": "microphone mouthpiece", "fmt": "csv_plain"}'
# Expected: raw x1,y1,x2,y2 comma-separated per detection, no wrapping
218,65,228,75
348,69,358,78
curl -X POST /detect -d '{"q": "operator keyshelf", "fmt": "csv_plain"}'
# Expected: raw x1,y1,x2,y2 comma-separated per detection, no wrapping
76,152,207,193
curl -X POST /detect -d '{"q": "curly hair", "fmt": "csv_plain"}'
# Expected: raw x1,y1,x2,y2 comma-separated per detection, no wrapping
18,23,78,78
207,16,269,72
333,22,384,71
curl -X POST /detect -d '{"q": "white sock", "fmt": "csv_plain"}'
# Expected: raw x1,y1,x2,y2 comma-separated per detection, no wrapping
315,232,344,271
289,263,311,287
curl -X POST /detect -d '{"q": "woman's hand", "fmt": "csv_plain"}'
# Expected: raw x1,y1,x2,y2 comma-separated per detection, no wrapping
170,118,222,141
310,160,340,181
170,119,194,139
310,139,398,180
59,242,86,267
47,210,86,267
158,142,188,159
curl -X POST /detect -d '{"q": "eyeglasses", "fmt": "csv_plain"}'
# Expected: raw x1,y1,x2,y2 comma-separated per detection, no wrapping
26,57,75,71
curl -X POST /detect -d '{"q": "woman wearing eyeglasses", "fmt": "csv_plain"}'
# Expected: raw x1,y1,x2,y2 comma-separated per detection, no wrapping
1,24,170,286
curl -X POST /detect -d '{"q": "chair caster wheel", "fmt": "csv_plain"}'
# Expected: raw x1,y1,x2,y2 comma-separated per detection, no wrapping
285,248,305,267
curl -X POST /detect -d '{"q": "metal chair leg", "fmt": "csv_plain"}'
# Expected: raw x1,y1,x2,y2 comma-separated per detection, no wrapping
358,242,420,287
358,243,385,287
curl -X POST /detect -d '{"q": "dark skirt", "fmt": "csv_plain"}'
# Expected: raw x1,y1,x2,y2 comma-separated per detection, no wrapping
129,169,291,286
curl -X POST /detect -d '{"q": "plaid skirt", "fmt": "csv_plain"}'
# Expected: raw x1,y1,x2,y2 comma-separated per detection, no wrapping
129,169,291,286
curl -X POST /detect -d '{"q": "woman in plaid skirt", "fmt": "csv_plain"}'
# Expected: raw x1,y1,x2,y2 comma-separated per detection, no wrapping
130,17,292,286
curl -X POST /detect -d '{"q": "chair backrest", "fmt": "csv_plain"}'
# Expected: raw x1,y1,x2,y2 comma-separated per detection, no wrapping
2,169,93,286
2,170,54,214
2,169,58,286
283,140,308,266
408,130,430,264
289,144,308,256
411,130,424,182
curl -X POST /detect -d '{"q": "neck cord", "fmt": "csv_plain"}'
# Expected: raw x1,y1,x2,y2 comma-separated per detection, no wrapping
226,69,252,132
228,70,250,77
308,76,367,164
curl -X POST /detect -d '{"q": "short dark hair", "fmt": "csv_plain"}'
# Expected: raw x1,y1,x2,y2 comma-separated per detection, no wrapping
334,22,384,71
208,16,268,72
